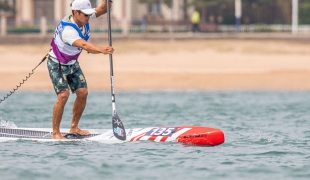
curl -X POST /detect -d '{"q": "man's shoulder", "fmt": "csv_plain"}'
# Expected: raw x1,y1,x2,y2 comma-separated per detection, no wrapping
61,15,71,22
62,26,78,35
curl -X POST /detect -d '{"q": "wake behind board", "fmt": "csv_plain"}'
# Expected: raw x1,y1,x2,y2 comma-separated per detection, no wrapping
0,126,224,146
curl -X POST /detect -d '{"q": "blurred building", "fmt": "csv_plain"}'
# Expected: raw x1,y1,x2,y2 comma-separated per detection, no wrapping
10,0,191,25
2,0,307,34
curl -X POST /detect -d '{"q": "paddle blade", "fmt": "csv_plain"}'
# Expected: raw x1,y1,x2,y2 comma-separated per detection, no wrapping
112,111,126,141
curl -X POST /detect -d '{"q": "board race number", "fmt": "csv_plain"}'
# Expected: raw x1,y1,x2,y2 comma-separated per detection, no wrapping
146,127,178,137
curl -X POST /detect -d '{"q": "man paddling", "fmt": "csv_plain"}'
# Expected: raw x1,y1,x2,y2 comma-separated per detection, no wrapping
47,0,113,139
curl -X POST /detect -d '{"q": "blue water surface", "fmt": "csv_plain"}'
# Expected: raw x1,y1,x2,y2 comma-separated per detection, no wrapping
0,90,309,180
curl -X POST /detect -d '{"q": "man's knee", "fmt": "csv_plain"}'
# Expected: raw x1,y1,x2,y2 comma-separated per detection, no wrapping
57,90,70,103
76,88,88,100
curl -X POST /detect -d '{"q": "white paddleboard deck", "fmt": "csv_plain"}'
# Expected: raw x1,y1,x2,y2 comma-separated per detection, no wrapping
0,126,225,146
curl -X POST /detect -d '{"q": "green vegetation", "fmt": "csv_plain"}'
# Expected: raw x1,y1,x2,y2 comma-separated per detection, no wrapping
299,0,310,24
0,0,14,13
139,0,310,25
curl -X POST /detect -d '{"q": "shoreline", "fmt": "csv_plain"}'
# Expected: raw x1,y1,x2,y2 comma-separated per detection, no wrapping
1,32,310,45
1,39,310,92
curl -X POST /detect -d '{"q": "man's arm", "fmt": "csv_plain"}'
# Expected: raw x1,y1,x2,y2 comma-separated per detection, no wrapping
72,39,114,55
95,0,112,18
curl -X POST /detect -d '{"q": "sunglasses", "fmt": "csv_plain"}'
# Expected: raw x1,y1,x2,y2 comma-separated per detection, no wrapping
77,10,90,17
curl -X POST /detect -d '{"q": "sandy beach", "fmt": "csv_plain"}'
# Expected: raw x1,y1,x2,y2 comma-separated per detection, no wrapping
1,39,310,91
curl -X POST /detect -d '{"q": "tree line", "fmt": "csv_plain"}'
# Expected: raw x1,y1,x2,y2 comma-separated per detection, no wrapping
140,0,310,24
0,0,14,13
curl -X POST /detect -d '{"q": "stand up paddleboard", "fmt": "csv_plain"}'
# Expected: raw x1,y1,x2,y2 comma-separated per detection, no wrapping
0,126,224,146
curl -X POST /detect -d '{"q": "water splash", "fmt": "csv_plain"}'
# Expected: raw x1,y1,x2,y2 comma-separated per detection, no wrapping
0,120,17,128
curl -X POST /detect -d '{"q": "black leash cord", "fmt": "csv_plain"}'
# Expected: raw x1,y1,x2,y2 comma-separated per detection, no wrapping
0,54,49,104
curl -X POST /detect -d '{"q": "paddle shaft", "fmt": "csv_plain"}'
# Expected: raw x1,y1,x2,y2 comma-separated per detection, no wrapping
107,0,116,111
106,0,126,141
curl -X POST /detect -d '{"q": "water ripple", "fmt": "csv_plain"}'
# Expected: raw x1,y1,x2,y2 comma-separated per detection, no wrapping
1,91,310,179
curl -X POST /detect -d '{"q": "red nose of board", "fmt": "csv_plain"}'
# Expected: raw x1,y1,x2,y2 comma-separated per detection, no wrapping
176,126,225,146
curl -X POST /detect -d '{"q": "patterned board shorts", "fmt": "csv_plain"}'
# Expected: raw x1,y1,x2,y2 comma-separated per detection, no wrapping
47,57,87,94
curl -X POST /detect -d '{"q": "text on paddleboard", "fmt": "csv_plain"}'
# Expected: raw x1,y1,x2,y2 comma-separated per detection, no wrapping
146,127,178,136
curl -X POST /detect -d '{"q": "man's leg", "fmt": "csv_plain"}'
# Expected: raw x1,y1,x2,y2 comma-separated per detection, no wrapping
194,24,198,32
52,90,70,139
69,88,90,135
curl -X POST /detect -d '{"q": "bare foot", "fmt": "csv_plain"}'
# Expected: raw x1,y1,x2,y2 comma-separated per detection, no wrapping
69,128,90,136
52,132,66,139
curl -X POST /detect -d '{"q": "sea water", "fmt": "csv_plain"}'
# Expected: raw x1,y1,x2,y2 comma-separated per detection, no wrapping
0,91,309,180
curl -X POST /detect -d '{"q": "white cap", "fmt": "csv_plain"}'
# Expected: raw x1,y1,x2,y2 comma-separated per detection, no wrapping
71,0,96,15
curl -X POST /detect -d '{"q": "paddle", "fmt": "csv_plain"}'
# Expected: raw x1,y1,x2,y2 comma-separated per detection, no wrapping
106,0,126,141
